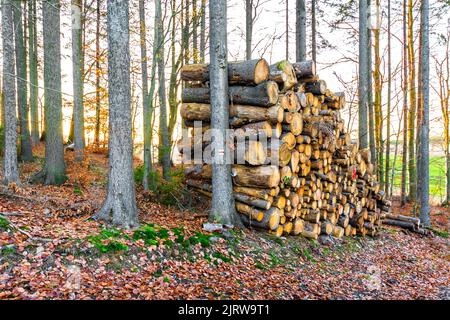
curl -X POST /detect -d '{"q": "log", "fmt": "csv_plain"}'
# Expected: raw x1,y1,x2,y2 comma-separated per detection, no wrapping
304,80,327,95
180,103,284,125
180,58,269,85
235,202,264,221
231,165,280,188
292,60,316,79
181,81,279,107
269,60,298,92
240,207,281,231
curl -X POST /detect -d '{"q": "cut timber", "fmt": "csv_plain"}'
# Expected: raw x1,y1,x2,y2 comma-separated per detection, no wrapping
231,165,280,188
180,103,283,125
304,80,327,95
266,139,292,167
282,112,303,135
320,221,334,235
332,225,344,238
234,121,273,138
180,58,269,85
235,202,264,221
269,60,298,92
240,207,281,231
181,81,279,107
233,186,278,200
292,60,316,79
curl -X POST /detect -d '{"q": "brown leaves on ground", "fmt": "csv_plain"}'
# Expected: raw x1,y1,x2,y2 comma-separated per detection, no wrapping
0,148,449,300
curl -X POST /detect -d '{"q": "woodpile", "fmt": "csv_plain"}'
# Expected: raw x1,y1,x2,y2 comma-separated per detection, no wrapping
179,58,392,241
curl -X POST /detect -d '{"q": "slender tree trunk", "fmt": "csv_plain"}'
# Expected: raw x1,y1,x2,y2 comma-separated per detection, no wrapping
415,7,424,212
13,1,33,161
94,0,138,228
38,0,66,185
200,0,206,63
296,0,306,62
1,0,20,184
385,0,391,194
209,0,241,227
358,0,369,149
407,0,416,202
373,0,383,184
311,0,316,63
184,0,190,64
367,0,376,163
193,0,198,63
245,0,253,60
401,0,408,206
139,0,151,190
418,0,430,226
285,0,289,60
156,0,171,180
29,0,39,146
94,0,101,147
72,0,84,162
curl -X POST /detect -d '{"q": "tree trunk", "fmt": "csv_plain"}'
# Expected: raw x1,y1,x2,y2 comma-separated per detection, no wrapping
373,0,383,185
285,0,289,60
156,0,171,180
38,0,66,185
245,0,252,60
296,0,306,62
94,0,101,147
13,1,33,161
1,0,20,184
139,0,151,190
184,0,190,64
72,0,84,162
200,0,206,63
418,0,430,227
94,0,138,228
358,0,368,149
209,0,241,227
400,0,408,206
28,0,40,146
385,0,391,194
367,0,376,166
407,0,417,202
311,0,316,63
192,0,198,63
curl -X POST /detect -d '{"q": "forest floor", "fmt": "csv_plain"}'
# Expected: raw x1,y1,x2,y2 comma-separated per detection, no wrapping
0,146,449,300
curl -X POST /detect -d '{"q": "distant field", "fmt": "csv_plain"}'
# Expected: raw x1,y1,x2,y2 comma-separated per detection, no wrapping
387,155,447,201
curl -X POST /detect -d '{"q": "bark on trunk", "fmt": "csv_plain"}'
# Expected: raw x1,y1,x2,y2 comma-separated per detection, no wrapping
13,2,33,161
1,0,20,184
295,0,306,62
209,0,241,227
28,0,39,146
94,0,138,228
358,0,369,149
72,0,84,161
39,0,67,185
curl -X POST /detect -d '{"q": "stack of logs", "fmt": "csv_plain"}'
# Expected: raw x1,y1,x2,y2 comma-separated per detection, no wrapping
179,58,392,241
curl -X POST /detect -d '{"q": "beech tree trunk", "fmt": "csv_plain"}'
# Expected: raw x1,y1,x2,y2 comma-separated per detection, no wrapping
72,0,84,161
1,0,20,184
156,0,171,181
200,0,206,63
296,0,306,62
245,0,252,60
94,0,101,147
418,0,430,227
94,0,138,228
28,0,39,146
311,0,316,63
358,0,368,149
13,2,33,161
209,0,241,227
401,0,408,206
38,0,67,185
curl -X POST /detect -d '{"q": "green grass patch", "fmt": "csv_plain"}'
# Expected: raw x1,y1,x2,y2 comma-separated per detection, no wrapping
432,228,449,238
